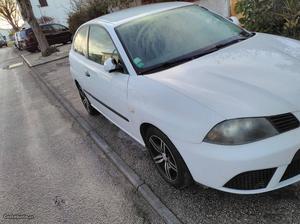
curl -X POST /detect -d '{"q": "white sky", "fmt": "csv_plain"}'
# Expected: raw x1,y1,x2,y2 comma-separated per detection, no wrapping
0,19,11,29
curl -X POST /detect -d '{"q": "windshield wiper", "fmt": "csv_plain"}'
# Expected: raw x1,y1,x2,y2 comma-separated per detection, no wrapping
214,36,248,50
141,47,219,75
140,35,252,75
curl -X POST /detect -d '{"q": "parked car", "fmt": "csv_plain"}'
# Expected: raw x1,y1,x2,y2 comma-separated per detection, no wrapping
0,35,7,48
16,23,72,52
69,2,300,194
14,32,22,50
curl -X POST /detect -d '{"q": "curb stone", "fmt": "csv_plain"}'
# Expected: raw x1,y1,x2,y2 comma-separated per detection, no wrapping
22,56,183,224
21,53,68,67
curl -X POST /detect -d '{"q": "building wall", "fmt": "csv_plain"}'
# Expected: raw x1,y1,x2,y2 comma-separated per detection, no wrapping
30,0,72,26
197,0,230,17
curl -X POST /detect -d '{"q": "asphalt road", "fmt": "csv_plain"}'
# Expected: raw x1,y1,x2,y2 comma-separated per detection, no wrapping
32,49,300,224
0,47,163,223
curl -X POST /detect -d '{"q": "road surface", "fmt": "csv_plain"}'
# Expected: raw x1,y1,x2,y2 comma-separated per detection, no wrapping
0,47,162,223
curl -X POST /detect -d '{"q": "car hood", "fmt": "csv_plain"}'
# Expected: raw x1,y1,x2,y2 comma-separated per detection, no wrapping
146,33,300,119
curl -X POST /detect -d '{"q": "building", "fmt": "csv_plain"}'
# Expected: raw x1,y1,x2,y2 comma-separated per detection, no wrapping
30,0,73,26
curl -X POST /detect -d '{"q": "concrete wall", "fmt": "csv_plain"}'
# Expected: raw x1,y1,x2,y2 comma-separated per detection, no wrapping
197,0,230,17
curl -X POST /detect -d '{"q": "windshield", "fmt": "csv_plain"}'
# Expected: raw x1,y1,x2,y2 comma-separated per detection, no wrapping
115,5,252,74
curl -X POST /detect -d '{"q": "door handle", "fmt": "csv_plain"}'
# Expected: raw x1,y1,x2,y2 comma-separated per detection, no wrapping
85,71,90,77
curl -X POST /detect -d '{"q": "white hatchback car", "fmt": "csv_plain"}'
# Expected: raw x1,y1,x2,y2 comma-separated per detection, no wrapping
69,2,300,194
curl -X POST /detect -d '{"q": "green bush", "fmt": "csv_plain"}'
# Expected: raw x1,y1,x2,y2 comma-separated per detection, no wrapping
68,0,109,34
236,0,300,40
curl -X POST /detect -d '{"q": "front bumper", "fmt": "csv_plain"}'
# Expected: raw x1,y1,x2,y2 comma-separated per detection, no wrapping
173,112,300,194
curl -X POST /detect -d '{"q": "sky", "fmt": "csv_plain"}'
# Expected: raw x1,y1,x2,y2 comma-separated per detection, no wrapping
0,3,24,30
0,19,11,30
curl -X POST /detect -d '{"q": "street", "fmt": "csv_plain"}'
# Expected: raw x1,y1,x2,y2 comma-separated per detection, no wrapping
2,46,300,224
0,47,162,224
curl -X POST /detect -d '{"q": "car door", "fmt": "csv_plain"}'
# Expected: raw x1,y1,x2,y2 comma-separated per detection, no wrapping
69,25,90,91
51,24,70,44
84,24,131,131
41,24,55,45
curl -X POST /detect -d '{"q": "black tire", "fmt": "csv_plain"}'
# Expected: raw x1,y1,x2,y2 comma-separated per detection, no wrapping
145,127,193,189
77,85,98,116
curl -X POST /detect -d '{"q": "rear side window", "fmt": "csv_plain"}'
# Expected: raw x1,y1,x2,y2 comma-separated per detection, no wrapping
73,26,88,56
52,24,68,31
41,25,53,33
88,25,118,65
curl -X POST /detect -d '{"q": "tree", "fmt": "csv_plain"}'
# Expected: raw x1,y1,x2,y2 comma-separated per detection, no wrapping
0,0,21,31
16,0,56,56
236,0,300,40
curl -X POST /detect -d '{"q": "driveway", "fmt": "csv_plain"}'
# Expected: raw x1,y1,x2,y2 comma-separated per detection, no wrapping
0,47,162,224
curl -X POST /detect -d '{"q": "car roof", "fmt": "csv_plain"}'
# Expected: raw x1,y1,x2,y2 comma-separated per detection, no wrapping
93,2,192,26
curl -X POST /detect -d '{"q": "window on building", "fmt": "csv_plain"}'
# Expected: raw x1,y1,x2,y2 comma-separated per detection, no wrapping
39,0,48,7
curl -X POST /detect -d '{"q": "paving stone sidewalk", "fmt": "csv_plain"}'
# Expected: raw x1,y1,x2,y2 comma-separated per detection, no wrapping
22,44,71,67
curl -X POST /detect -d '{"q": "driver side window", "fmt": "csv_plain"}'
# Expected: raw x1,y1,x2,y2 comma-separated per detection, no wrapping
88,25,119,65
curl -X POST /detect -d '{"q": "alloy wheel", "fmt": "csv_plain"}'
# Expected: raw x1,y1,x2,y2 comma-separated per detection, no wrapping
79,89,91,112
149,135,178,181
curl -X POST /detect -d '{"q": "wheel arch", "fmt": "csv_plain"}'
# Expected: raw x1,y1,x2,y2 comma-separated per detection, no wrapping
140,122,194,187
140,123,161,146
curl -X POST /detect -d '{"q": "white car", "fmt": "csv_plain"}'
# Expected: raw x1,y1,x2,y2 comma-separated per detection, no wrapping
69,2,300,194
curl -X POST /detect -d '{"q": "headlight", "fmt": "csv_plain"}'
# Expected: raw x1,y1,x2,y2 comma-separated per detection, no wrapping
204,118,278,145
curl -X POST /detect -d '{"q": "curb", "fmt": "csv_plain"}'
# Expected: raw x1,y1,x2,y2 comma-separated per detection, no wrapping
21,54,68,67
23,57,183,224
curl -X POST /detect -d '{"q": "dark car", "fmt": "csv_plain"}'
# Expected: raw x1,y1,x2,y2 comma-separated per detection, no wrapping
16,23,72,52
0,35,7,48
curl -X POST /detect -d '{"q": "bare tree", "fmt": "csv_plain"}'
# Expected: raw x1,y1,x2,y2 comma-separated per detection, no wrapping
0,0,21,31
16,0,56,56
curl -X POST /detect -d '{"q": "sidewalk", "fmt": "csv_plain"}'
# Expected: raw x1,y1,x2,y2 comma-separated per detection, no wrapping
21,44,71,67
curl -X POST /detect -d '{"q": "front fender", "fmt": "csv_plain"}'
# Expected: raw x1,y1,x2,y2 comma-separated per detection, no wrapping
128,75,224,144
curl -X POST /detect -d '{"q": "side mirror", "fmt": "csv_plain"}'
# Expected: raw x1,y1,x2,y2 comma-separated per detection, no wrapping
104,58,123,73
104,58,117,73
228,16,240,26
